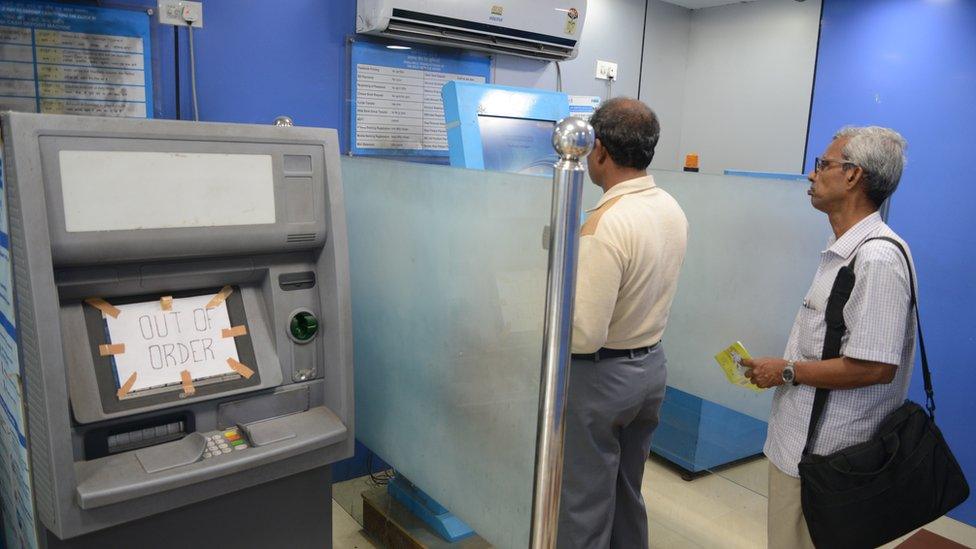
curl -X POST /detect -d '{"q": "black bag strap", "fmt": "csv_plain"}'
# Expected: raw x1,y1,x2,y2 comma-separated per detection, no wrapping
802,235,932,455
865,237,934,415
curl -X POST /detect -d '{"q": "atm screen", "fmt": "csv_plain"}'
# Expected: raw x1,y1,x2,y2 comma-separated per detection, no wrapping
104,294,243,397
478,116,557,177
84,287,261,411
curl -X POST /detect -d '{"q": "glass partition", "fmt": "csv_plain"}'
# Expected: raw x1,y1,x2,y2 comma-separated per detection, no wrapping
643,168,827,498
343,158,826,546
342,157,556,548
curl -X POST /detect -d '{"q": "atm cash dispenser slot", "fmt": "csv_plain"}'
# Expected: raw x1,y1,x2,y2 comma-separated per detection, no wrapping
74,406,348,509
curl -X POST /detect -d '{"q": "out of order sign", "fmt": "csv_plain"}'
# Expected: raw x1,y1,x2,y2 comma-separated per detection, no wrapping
104,294,242,394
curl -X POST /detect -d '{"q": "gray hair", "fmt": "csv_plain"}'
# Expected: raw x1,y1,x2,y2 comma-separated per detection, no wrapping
833,126,908,207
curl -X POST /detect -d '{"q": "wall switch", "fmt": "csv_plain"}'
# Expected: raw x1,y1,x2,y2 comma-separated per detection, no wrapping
595,60,618,81
158,1,204,27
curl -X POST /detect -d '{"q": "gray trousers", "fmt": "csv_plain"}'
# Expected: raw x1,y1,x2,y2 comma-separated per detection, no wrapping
556,344,668,549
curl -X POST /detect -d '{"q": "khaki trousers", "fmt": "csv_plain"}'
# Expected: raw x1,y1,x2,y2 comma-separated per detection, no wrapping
767,463,815,549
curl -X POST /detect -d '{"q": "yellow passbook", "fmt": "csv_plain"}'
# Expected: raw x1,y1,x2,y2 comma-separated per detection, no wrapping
714,341,765,393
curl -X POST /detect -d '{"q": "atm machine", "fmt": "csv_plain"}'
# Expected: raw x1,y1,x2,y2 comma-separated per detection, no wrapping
0,113,353,547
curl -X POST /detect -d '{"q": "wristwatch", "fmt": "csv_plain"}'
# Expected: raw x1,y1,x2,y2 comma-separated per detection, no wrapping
782,361,797,385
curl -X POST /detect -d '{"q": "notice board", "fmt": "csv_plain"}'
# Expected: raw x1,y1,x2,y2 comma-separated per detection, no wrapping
0,1,153,118
350,39,491,157
0,151,35,549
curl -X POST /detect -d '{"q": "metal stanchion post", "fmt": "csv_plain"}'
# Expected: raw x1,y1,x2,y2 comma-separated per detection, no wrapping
530,117,595,549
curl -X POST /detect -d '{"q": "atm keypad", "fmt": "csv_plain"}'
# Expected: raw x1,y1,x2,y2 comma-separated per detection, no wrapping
202,428,248,459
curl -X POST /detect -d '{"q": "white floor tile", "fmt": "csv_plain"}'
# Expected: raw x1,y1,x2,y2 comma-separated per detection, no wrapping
332,457,976,549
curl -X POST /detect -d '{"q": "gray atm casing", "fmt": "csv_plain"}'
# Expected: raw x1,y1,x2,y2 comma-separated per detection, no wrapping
1,113,353,541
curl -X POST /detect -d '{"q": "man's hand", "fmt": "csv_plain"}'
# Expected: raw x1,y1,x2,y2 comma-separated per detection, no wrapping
741,357,787,389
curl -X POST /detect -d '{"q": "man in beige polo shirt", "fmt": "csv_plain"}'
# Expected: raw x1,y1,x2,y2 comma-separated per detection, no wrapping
556,98,688,549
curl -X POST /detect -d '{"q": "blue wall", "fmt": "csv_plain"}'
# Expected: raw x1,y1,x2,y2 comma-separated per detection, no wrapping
81,0,355,132
807,0,976,525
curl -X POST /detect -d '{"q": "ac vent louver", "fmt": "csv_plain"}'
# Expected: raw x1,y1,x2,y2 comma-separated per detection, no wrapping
385,17,575,61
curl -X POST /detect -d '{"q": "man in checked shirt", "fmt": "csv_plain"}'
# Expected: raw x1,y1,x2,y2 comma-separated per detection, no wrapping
743,126,916,548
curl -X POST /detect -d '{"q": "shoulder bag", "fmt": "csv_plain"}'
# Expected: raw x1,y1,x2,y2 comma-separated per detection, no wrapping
798,236,970,548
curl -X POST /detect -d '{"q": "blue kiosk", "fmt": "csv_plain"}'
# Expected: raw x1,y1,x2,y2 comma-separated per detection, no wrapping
442,81,570,176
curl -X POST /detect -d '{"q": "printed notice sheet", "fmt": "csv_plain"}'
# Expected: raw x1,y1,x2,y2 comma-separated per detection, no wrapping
569,95,601,123
0,154,39,549
351,40,491,157
0,1,153,118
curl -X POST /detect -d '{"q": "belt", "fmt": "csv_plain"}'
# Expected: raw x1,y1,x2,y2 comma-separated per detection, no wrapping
571,342,659,362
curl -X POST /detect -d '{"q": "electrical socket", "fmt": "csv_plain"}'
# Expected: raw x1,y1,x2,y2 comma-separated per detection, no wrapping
595,60,618,81
157,1,204,27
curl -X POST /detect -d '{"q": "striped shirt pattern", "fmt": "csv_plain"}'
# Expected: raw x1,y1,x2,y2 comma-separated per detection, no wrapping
764,212,917,477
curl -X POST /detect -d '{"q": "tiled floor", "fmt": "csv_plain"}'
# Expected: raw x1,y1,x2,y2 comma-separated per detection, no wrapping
332,456,976,548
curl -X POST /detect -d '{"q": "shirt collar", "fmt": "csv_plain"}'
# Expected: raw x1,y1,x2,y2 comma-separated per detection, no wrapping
587,175,657,213
824,211,884,259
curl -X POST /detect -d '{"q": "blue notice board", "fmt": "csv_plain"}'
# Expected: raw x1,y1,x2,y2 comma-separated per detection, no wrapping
350,39,491,157
0,1,153,118
0,157,36,549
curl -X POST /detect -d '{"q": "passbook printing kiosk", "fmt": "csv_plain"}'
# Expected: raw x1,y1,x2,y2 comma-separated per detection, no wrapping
0,113,352,547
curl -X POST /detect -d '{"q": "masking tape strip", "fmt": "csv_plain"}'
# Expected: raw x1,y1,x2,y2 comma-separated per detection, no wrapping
206,286,233,309
222,325,247,338
99,343,125,357
160,296,173,311
226,358,254,379
84,297,121,319
117,372,137,399
181,370,196,395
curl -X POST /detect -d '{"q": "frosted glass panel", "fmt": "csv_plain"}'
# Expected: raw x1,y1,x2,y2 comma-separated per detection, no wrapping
647,169,826,421
342,157,553,549
581,169,823,484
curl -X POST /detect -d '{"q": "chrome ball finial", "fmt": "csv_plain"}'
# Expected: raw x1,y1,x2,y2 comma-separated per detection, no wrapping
552,116,595,161
273,116,295,127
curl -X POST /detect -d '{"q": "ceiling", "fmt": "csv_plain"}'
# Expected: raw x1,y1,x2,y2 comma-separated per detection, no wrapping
661,0,759,9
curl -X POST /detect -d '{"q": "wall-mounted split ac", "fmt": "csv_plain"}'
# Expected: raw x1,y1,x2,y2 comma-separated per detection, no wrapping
357,0,588,61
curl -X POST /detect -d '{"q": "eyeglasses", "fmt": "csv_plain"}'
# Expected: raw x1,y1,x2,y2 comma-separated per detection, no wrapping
814,157,858,173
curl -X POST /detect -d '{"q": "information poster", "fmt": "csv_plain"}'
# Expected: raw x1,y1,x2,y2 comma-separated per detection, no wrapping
350,39,491,157
0,152,37,549
569,95,601,123
0,1,153,118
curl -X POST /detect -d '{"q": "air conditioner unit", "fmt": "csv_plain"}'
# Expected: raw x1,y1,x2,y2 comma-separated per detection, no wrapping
357,0,587,61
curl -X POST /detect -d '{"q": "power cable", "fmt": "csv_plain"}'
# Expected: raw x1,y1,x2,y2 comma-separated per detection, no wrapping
187,22,200,121
174,26,181,120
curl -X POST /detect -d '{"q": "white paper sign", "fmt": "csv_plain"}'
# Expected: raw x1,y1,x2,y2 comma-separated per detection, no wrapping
104,294,242,393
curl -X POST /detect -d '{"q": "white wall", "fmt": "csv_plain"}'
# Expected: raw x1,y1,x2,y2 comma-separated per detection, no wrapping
678,0,821,174
639,0,692,171
493,0,647,100
491,0,822,175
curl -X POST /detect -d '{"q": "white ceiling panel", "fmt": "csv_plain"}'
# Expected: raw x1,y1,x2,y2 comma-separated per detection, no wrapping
662,0,759,9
